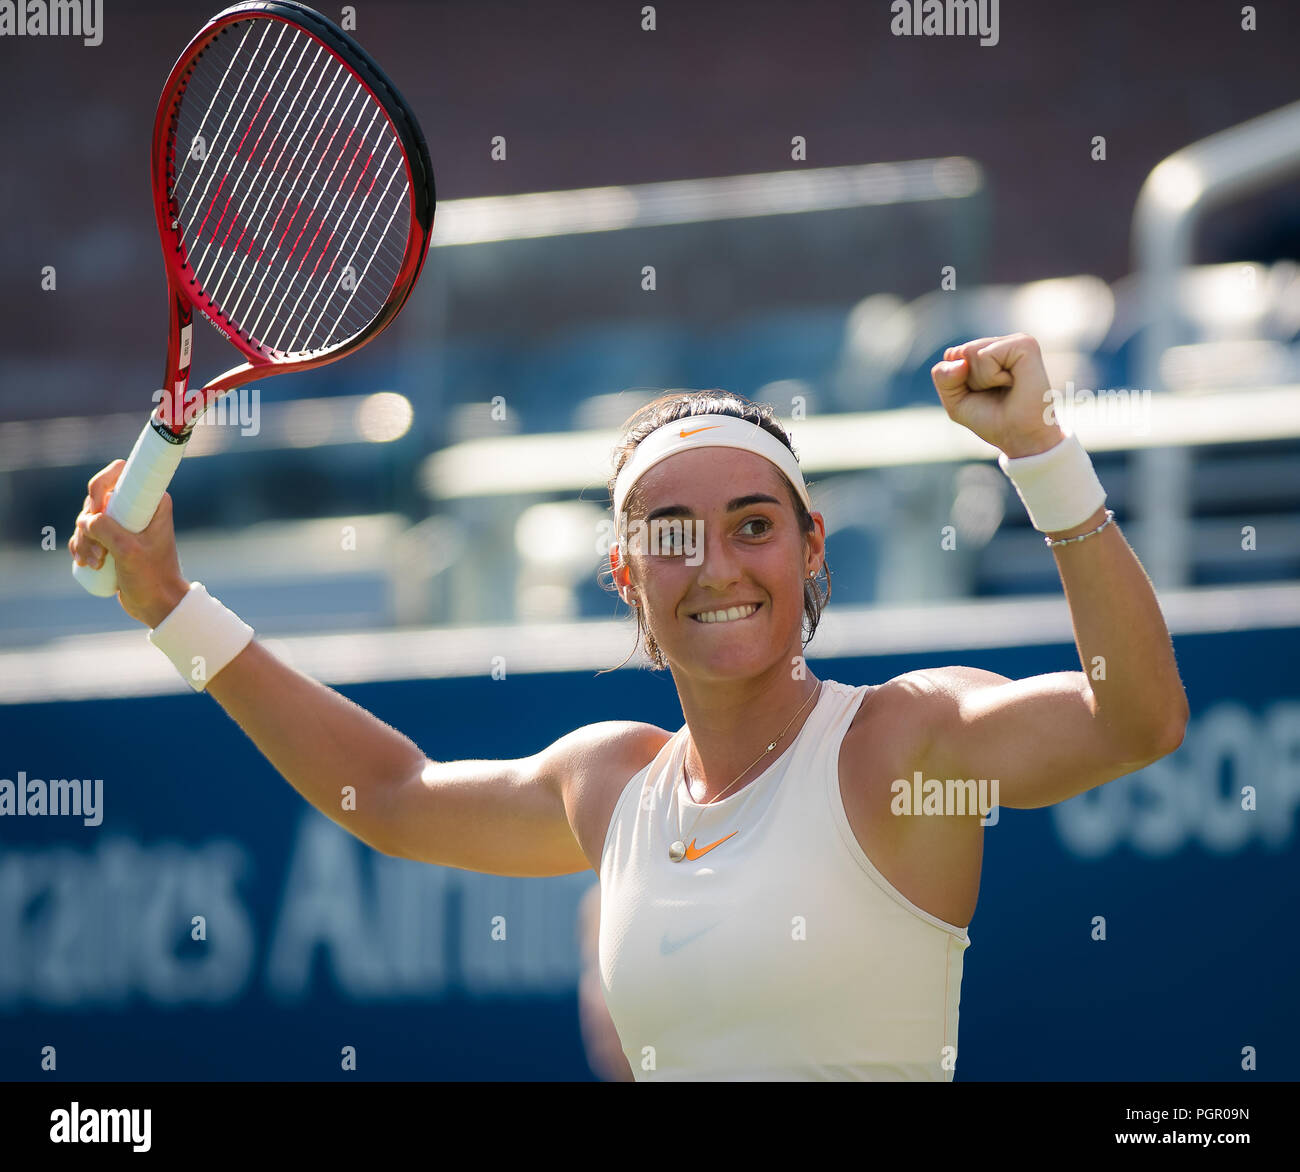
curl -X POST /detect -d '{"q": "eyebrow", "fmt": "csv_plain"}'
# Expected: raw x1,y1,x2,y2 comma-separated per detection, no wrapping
645,493,782,521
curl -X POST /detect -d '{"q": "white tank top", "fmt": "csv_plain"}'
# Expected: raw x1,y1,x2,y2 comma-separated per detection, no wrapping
598,677,971,1081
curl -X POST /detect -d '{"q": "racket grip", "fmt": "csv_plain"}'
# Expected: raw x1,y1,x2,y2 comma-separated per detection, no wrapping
73,418,188,597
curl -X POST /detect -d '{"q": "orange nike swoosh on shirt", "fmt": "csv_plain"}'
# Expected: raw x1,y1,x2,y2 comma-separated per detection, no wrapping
678,425,722,438
684,832,738,859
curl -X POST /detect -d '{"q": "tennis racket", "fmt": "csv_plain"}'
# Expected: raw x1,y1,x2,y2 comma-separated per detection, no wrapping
73,0,434,596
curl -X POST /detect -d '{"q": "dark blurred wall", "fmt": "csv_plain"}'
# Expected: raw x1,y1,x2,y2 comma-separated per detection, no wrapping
1,0,1297,420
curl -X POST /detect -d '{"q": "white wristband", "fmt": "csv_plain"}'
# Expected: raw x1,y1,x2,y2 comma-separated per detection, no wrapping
148,581,254,692
997,428,1106,534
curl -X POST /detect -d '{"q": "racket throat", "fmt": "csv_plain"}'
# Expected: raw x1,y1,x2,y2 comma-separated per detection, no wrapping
148,414,193,448
158,296,196,435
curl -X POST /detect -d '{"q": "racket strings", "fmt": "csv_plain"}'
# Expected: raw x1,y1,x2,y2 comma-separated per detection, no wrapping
176,29,407,347
169,17,411,357
177,27,408,335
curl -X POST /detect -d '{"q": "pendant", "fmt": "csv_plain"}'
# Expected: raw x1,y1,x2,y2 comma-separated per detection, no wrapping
669,840,686,862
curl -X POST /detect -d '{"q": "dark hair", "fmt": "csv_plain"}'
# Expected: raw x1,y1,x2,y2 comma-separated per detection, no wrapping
596,389,830,673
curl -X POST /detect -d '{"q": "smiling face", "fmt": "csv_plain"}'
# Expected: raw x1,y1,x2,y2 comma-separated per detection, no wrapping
611,446,825,682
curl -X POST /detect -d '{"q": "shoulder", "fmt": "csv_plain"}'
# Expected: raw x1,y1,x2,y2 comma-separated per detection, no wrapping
868,666,1011,715
870,666,1010,703
534,720,674,863
840,667,1010,773
536,720,673,789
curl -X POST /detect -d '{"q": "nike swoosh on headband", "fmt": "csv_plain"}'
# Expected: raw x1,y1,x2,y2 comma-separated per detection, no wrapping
611,414,812,520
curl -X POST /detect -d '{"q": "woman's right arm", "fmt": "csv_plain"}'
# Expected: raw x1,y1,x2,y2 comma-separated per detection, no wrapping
202,640,596,875
70,460,604,878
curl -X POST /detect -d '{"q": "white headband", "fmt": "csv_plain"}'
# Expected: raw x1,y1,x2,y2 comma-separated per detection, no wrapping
612,414,812,520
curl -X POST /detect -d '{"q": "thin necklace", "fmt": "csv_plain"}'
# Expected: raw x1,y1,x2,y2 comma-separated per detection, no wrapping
669,680,822,862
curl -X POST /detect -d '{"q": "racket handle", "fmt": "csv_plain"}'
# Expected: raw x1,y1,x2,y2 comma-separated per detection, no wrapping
73,418,188,597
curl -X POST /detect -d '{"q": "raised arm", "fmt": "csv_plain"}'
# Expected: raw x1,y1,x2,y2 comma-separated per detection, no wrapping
915,335,1190,809
70,461,659,876
203,640,609,875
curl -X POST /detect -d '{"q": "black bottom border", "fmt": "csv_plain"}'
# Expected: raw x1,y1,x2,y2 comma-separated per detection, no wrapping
1,1079,1289,1156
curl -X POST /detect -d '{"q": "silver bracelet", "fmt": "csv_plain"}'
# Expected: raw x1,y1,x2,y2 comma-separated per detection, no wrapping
1045,509,1115,548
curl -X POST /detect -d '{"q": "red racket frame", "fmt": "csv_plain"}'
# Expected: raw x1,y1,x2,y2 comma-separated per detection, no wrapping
151,0,435,437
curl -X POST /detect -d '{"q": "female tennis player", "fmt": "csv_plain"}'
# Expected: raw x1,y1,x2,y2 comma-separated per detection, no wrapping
69,332,1189,1081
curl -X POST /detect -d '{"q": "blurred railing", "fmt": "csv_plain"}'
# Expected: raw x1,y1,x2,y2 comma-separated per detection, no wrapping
3,153,1299,646
1134,99,1300,587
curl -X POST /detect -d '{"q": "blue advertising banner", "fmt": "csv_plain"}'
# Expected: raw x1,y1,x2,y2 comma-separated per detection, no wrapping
1,624,1295,1080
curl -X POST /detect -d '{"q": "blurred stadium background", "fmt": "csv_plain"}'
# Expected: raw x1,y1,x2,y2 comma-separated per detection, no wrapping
1,0,1297,1079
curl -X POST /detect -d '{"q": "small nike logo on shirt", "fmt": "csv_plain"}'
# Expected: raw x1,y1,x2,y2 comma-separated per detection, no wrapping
660,922,722,955
684,832,737,860
678,425,722,438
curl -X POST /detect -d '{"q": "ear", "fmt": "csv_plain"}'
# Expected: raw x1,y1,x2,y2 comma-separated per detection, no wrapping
609,542,631,595
806,510,828,572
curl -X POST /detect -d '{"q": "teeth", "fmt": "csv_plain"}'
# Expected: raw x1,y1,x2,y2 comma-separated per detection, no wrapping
693,604,759,624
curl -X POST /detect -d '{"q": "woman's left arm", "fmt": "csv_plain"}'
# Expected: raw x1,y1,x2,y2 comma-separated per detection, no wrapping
910,333,1190,809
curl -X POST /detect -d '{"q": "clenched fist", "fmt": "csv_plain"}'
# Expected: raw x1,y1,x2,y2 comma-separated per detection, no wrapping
931,333,1065,458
